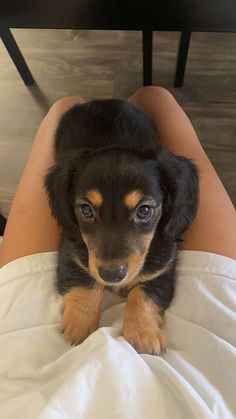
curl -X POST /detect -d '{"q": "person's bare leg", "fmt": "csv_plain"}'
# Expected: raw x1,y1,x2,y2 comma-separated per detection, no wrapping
0,96,86,267
129,86,236,260
1,88,235,267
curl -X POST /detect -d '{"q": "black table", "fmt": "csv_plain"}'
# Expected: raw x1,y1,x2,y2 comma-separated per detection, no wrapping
1,0,236,86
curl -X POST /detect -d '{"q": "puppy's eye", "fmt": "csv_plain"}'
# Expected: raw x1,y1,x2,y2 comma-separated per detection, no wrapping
79,204,94,220
135,205,153,221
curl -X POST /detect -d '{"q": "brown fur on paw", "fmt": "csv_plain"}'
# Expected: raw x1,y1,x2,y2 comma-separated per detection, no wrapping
123,286,166,355
123,325,166,355
61,286,103,345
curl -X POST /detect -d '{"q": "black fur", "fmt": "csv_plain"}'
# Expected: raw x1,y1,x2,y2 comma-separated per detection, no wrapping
0,213,7,236
142,265,177,313
45,99,199,315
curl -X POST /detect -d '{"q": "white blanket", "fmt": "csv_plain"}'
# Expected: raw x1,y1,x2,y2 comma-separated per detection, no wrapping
0,250,235,419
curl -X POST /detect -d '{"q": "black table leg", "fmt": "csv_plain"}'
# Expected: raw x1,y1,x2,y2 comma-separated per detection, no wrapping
0,28,34,86
142,30,153,86
174,31,191,87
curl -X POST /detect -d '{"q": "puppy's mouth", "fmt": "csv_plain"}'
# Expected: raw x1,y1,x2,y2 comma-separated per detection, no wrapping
87,252,146,287
81,233,155,287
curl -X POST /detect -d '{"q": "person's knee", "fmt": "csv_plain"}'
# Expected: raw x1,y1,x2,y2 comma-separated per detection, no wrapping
48,95,86,119
33,96,86,148
130,86,175,105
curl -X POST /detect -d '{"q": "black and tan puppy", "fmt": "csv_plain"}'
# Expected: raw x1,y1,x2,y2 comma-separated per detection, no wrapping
45,99,199,355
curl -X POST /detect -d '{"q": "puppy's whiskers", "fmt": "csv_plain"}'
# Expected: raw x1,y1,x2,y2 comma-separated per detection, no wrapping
73,255,89,273
140,258,175,282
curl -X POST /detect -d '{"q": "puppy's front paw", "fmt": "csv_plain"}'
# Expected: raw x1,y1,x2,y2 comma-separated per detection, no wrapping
123,321,166,355
123,285,166,356
60,287,102,345
61,306,100,345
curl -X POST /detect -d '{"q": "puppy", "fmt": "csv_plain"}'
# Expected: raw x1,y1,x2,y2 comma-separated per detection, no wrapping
45,99,199,355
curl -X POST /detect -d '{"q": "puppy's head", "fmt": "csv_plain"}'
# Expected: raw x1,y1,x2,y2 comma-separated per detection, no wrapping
73,147,163,286
45,145,198,287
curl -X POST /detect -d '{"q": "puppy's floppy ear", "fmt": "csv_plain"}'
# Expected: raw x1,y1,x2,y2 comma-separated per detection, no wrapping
44,158,79,239
157,150,199,242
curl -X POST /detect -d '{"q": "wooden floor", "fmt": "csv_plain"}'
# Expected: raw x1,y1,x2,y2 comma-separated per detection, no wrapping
0,30,236,216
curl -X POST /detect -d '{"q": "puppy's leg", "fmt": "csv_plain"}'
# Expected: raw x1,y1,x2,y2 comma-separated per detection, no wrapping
61,284,103,345
123,270,175,355
58,250,104,345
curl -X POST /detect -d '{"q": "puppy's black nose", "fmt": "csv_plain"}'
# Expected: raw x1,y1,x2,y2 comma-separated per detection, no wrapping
98,265,127,283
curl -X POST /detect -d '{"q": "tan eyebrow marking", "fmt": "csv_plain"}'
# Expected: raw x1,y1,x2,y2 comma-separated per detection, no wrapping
86,189,103,207
124,191,144,210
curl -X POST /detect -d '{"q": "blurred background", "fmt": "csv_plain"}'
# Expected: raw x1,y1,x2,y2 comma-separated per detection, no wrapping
0,29,235,215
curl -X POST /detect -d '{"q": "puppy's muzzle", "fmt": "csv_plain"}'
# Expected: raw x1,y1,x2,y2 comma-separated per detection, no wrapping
98,264,127,283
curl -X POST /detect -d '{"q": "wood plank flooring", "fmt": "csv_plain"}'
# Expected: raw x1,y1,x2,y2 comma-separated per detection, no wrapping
0,30,235,216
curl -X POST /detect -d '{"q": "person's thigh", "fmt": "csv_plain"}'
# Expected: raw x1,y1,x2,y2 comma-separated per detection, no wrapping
0,96,86,267
129,86,236,260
